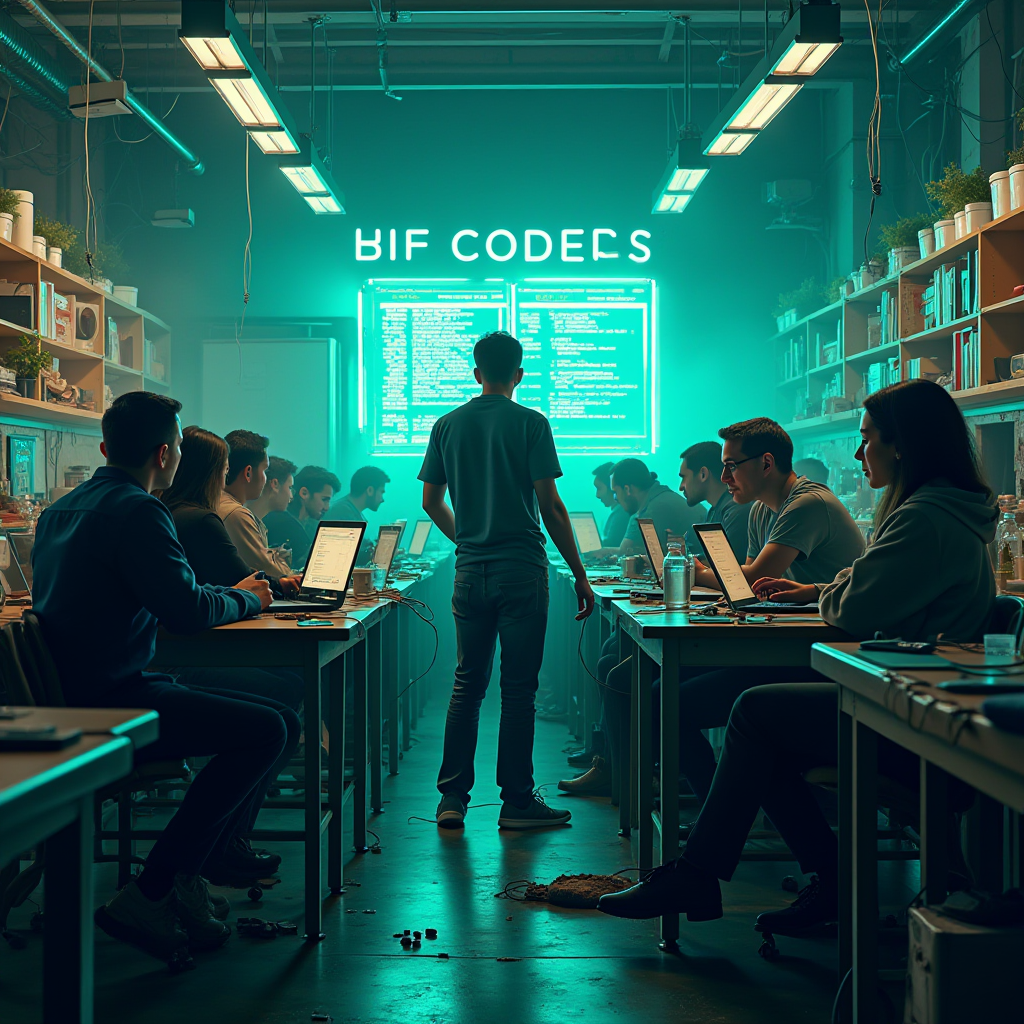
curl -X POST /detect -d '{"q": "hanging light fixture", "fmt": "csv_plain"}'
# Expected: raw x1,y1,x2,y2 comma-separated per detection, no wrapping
180,0,301,155
278,140,346,215
703,0,841,157
652,17,708,214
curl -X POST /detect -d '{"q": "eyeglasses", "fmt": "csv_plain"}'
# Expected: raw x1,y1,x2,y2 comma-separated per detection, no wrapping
721,455,760,475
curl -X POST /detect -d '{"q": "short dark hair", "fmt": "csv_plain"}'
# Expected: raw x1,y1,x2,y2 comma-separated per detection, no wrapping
793,457,829,485
718,418,793,474
592,461,615,488
224,429,269,484
266,456,297,486
680,441,723,476
102,391,182,468
474,331,523,384
350,466,390,495
293,465,341,500
611,458,657,491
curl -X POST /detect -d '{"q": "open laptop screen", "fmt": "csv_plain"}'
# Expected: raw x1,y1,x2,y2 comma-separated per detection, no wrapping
637,518,665,584
372,525,402,578
408,519,432,557
570,512,602,555
301,521,366,594
694,523,757,608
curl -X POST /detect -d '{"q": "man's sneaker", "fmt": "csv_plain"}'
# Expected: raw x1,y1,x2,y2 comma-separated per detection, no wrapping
558,756,612,796
598,859,723,922
567,748,597,768
498,793,571,830
204,838,280,886
208,892,230,921
436,793,467,829
174,874,231,950
94,880,191,964
754,874,838,934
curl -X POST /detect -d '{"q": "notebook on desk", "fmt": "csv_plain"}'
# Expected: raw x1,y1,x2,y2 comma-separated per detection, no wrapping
693,523,820,614
268,520,366,613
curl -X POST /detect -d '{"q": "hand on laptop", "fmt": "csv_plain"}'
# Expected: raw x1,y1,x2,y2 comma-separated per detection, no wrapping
279,574,302,595
234,572,273,610
752,578,817,605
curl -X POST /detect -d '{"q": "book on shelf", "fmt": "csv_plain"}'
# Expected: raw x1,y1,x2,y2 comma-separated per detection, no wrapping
864,356,901,395
907,356,944,382
927,252,978,329
874,290,898,347
952,327,980,391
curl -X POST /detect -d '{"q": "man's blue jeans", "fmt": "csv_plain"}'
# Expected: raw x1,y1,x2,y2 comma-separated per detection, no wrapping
437,561,549,806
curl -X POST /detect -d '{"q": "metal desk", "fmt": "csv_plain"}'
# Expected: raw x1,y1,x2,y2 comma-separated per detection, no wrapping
614,600,847,948
812,642,1024,1023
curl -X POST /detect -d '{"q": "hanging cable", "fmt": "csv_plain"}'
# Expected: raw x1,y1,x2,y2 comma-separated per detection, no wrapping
82,0,98,279
862,0,884,265
372,0,402,101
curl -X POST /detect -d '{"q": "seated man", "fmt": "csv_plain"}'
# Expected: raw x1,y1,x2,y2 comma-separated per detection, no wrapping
219,430,292,578
254,456,311,569
327,466,389,565
289,465,342,561
592,461,629,550
32,393,295,963
678,441,749,559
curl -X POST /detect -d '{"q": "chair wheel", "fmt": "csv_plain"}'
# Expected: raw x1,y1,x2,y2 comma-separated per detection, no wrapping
29,912,43,933
758,936,780,961
3,930,27,950
781,875,799,893
247,886,263,901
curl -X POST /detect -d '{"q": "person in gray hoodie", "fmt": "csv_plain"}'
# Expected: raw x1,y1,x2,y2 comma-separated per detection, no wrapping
598,379,996,928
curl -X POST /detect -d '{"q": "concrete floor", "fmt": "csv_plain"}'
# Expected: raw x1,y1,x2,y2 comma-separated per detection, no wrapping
0,690,916,1023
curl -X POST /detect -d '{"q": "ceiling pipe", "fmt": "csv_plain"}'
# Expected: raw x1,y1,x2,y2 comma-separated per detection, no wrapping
0,8,73,100
15,0,205,173
0,62,75,120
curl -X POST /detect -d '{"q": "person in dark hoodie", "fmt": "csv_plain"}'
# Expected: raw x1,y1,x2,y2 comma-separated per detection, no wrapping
598,379,997,927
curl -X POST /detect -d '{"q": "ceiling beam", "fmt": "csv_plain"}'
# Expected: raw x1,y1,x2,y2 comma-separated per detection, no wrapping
657,15,675,62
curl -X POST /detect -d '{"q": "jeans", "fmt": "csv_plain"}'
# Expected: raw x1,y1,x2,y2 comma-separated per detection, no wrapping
437,562,549,806
93,674,299,878
174,667,305,712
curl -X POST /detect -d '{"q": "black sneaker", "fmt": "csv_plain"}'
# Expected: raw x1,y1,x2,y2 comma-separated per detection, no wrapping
94,880,192,964
436,793,467,829
204,839,280,887
498,793,571,830
567,748,596,768
174,874,231,951
598,859,723,922
755,874,838,934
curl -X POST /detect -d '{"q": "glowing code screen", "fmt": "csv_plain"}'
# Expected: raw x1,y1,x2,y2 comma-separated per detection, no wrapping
362,279,654,456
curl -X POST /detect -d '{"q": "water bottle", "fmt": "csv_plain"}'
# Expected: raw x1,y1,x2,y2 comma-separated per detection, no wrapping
996,511,1022,593
663,541,691,610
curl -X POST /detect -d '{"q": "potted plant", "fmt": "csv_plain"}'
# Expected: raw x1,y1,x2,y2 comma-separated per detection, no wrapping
64,239,129,287
1,335,52,399
877,214,933,273
1007,108,1024,213
926,164,990,238
774,278,822,329
0,188,20,243
33,215,79,268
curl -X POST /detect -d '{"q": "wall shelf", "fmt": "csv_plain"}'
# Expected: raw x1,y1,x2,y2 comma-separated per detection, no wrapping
0,392,102,427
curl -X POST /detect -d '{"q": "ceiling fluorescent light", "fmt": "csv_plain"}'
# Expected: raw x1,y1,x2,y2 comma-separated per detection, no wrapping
727,80,803,131
652,136,709,214
706,131,757,156
769,1,843,77
181,35,246,72
250,131,300,155
278,140,346,215
211,77,281,129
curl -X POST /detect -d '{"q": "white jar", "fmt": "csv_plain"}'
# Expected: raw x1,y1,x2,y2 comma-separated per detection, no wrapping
934,219,955,249
954,210,967,238
918,227,935,258
965,201,992,232
1011,164,1024,211
47,246,62,268
990,170,1011,219
112,285,138,305
0,212,12,242
11,190,32,250
31,235,46,259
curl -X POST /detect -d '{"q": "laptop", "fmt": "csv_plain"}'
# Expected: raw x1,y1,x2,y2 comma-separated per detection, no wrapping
268,519,366,613
693,522,819,614
637,517,665,585
407,518,432,558
570,512,603,557
8,533,32,588
372,525,402,583
0,533,31,595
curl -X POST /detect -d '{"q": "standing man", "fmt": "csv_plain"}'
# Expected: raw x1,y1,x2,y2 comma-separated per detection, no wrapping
592,461,629,548
327,466,390,565
419,331,594,831
678,441,750,558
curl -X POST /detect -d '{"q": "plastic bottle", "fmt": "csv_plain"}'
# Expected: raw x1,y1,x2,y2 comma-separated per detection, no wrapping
995,511,1022,593
663,541,691,610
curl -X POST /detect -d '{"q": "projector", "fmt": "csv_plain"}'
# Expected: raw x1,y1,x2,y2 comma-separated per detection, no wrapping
68,80,132,118
151,209,195,229
763,179,814,206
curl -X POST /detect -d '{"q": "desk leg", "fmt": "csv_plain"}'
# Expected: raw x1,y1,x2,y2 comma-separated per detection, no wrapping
838,708,852,980
920,760,949,905
628,640,639,833
400,605,412,753
660,637,680,949
44,794,92,1024
851,718,878,1024
369,621,384,815
303,646,325,940
384,611,399,777
637,649,654,872
327,655,345,895
352,643,369,853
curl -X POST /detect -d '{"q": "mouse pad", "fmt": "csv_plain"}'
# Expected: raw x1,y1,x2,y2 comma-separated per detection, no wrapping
856,651,950,669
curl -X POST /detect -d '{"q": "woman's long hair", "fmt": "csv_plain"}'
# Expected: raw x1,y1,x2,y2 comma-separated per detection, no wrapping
160,425,228,513
863,379,991,526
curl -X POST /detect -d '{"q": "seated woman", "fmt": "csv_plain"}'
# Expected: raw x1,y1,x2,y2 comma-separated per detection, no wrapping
160,425,304,714
599,379,997,927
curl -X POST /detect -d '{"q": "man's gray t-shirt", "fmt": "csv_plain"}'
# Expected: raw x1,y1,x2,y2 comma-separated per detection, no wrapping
326,494,373,565
746,476,866,584
602,503,630,547
622,482,705,553
706,491,750,560
418,394,561,570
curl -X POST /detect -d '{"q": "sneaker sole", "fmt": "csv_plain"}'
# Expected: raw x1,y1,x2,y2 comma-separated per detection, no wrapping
436,812,465,829
498,814,572,830
557,782,611,796
94,906,192,965
183,925,232,951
